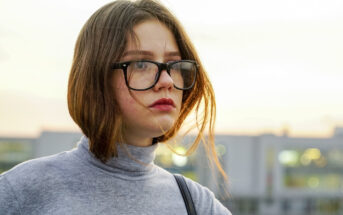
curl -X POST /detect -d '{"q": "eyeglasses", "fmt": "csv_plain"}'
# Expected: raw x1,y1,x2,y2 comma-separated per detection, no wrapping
112,60,198,91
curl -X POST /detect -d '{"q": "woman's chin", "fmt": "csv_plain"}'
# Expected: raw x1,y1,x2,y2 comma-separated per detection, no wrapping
149,120,175,136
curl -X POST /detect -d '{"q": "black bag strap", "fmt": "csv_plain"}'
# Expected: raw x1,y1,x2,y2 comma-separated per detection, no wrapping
174,174,197,215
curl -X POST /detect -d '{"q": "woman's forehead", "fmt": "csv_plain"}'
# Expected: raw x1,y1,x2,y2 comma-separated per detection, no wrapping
125,20,180,55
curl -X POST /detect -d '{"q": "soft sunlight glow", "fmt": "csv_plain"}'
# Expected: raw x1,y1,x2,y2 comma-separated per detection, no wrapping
304,148,322,160
279,150,299,166
1,0,343,136
300,148,322,166
314,156,327,168
172,147,188,167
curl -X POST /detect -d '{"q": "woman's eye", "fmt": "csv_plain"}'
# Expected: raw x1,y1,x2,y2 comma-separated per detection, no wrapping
133,61,147,70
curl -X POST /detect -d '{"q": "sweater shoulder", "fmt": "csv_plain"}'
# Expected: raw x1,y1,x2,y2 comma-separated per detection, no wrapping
1,150,73,185
182,176,232,215
0,151,75,214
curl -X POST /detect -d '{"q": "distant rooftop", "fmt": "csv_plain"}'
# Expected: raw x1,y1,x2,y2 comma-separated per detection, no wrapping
334,127,343,137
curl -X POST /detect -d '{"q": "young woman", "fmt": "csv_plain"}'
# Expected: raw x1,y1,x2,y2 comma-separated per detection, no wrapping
0,0,231,214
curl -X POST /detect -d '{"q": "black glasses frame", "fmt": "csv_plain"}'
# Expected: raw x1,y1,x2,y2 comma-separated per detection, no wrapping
112,60,198,91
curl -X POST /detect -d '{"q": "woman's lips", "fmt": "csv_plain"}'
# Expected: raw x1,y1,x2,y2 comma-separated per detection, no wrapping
149,98,175,111
151,104,174,111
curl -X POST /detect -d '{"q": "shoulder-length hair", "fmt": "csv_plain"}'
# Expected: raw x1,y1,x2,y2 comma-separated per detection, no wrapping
68,0,228,182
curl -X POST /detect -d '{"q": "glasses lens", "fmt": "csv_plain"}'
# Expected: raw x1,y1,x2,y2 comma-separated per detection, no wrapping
170,61,197,89
126,61,158,90
124,60,197,90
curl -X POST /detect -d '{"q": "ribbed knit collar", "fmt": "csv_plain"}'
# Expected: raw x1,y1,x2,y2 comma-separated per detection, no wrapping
74,136,159,177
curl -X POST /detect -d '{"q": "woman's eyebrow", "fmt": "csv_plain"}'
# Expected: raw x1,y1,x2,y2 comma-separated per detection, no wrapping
122,50,153,57
165,51,181,57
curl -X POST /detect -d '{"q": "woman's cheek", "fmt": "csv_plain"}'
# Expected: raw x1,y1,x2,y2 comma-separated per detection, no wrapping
118,95,135,115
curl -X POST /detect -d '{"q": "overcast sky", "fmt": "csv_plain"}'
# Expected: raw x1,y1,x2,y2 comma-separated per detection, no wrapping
1,0,343,137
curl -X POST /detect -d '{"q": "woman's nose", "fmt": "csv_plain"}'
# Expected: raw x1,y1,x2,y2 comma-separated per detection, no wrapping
153,69,174,91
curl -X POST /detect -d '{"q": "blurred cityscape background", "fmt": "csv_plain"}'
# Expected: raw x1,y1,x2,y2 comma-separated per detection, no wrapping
1,127,343,215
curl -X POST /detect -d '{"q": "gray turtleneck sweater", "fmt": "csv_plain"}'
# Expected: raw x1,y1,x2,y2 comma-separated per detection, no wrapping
0,136,231,215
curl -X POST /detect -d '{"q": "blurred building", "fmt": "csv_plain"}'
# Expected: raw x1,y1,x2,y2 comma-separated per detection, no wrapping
0,131,82,174
199,128,343,215
0,137,35,173
33,131,82,158
1,128,343,215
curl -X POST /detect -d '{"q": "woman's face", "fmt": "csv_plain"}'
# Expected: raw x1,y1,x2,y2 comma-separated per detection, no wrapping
112,19,183,146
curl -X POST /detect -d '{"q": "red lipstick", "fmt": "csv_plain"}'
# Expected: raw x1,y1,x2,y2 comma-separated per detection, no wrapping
149,98,175,111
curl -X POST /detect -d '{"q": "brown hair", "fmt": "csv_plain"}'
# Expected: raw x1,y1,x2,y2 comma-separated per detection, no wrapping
68,0,228,184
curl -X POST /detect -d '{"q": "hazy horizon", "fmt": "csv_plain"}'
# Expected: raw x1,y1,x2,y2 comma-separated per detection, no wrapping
1,0,342,138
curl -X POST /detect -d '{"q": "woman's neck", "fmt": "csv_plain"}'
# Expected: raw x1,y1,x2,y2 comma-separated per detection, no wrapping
123,133,153,147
